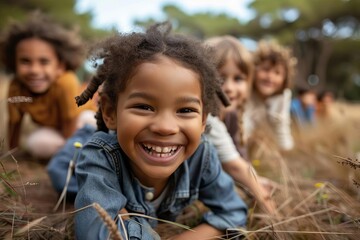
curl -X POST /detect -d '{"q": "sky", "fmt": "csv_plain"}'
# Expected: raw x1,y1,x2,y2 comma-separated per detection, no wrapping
75,0,255,32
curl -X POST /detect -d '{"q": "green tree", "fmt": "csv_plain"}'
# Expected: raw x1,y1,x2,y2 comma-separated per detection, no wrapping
245,0,360,99
134,0,360,100
135,4,245,39
0,0,110,42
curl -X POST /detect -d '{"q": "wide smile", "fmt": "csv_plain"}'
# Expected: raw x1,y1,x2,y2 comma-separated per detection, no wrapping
27,79,46,87
139,142,183,165
259,79,276,87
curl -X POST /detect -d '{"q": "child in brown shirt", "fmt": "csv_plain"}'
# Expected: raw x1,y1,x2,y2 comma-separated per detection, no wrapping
0,11,96,159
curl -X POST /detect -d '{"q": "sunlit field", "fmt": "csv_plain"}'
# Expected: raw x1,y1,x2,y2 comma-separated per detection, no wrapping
1,75,359,239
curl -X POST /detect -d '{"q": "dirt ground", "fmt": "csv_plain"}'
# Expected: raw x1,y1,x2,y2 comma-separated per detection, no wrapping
0,75,61,213
0,151,68,214
1,73,360,239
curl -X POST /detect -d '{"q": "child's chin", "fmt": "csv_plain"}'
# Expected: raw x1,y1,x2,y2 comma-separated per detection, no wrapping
30,86,49,94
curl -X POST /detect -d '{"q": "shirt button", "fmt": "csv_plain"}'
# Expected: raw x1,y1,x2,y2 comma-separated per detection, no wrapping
145,191,154,201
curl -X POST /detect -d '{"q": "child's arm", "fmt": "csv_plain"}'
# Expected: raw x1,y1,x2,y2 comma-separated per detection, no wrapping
170,223,222,240
222,159,276,214
206,115,276,214
8,120,21,149
190,140,247,238
56,72,82,138
61,118,77,138
7,104,23,149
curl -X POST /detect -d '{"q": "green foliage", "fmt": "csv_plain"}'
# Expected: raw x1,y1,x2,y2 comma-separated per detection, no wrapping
0,0,111,42
135,4,245,39
2,0,358,99
237,0,360,100
135,1,360,100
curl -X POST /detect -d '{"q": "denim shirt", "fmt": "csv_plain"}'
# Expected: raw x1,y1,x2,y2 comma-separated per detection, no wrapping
74,131,247,240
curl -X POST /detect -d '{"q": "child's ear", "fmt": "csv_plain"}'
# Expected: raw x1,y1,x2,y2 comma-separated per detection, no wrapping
101,96,117,130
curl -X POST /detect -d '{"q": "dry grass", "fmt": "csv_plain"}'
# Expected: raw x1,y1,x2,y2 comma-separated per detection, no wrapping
1,74,360,239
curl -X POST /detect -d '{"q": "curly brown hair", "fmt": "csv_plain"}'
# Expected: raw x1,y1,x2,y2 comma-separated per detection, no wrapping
0,11,85,73
76,22,223,132
253,39,297,91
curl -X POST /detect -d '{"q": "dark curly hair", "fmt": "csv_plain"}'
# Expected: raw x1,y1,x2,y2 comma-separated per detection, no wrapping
76,22,225,132
0,11,85,73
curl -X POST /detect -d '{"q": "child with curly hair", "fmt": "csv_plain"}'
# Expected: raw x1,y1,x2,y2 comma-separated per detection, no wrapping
0,11,96,159
246,40,297,151
74,23,247,239
204,36,276,214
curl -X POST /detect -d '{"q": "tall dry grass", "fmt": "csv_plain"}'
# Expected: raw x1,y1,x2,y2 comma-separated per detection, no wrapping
1,73,360,239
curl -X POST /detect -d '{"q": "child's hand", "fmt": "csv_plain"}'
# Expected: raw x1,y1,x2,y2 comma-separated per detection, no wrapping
118,208,129,220
258,176,279,215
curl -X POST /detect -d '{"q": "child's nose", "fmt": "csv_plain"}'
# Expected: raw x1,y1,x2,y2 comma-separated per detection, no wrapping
29,63,41,74
149,112,179,136
267,71,277,80
222,79,234,93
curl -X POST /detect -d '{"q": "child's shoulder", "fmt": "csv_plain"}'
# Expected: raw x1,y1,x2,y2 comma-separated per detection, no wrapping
8,78,22,95
86,131,120,150
188,134,218,163
200,134,213,147
55,71,79,87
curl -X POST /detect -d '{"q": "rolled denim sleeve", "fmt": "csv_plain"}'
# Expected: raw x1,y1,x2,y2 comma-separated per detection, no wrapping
74,141,159,240
199,142,248,230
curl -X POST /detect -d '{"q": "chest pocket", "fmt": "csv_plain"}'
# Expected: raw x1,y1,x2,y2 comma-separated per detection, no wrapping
168,188,199,214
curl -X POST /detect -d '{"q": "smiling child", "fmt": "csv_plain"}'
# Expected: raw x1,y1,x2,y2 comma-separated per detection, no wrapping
74,23,247,239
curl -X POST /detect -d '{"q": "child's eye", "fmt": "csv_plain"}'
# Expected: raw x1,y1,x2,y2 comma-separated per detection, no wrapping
178,108,199,114
40,59,50,65
19,58,30,65
274,70,281,75
133,104,154,111
235,75,246,82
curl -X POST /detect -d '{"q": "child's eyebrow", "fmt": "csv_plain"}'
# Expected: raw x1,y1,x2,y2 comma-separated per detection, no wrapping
176,96,201,106
128,92,155,101
128,92,201,105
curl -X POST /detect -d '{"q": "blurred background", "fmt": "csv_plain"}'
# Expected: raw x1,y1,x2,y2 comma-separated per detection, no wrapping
0,0,359,101
0,2,360,239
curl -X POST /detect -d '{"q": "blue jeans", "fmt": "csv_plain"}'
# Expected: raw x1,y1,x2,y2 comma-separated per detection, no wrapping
47,124,96,200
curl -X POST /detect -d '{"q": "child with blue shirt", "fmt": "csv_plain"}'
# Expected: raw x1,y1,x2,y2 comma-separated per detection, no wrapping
290,86,317,128
73,22,247,239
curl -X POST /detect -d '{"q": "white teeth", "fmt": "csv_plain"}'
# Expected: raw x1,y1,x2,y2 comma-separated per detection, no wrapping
143,143,178,154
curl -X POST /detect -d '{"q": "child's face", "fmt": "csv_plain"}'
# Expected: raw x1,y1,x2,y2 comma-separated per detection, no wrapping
254,60,286,98
300,91,316,107
15,38,64,94
103,56,206,186
219,58,249,110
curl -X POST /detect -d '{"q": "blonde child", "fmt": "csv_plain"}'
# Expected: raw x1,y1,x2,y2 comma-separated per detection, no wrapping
246,40,297,151
74,23,247,239
0,12,96,159
205,36,276,214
